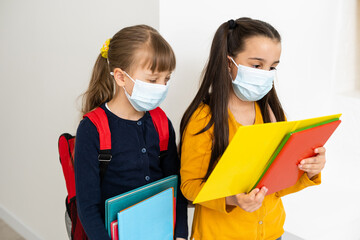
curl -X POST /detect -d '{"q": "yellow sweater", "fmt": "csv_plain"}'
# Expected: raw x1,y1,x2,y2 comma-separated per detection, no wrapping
180,103,321,240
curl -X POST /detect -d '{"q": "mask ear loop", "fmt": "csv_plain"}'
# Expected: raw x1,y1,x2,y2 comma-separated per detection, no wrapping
229,57,239,68
108,64,134,96
121,71,137,97
228,56,238,81
123,71,136,83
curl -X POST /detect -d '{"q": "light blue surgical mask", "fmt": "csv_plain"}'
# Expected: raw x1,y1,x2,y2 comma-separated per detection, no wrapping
230,57,275,101
123,72,169,112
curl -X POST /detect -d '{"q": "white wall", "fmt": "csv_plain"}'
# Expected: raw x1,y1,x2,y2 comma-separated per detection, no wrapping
0,0,159,239
1,0,359,239
159,0,360,239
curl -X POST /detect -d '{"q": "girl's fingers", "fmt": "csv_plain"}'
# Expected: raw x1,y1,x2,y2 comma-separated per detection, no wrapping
254,187,267,202
300,157,317,165
299,160,325,172
300,155,326,166
300,164,322,172
248,188,260,200
315,147,326,154
299,147,326,165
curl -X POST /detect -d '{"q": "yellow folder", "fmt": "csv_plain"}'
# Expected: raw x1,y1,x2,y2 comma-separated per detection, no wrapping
193,113,342,204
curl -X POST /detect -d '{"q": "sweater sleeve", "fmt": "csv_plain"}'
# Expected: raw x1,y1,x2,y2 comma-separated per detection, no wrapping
159,119,188,239
74,118,111,240
180,105,231,214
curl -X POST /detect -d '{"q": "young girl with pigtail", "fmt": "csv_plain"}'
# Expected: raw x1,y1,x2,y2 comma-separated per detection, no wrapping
180,18,326,240
75,25,188,240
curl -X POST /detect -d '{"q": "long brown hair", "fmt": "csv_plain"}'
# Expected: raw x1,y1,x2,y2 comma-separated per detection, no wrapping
180,17,285,181
81,25,176,115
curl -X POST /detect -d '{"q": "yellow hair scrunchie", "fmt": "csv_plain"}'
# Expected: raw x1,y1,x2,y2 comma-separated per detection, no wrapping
100,38,111,59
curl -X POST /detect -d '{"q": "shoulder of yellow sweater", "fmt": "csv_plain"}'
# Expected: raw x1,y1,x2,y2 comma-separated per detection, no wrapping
186,103,212,135
191,103,211,121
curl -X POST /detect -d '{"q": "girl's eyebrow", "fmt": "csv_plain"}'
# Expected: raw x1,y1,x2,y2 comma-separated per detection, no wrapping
145,72,172,76
248,57,264,61
248,57,280,64
144,73,160,78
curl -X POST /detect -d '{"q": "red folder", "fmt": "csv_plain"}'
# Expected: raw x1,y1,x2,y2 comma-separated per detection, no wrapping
110,220,118,240
254,119,341,195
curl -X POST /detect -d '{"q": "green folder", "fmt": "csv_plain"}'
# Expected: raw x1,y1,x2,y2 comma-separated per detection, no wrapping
251,117,341,195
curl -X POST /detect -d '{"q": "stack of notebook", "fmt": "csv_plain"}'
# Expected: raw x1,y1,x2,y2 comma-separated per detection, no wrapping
193,113,342,203
105,175,178,240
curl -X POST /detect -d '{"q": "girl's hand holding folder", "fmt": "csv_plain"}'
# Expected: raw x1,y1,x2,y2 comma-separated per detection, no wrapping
225,186,268,212
225,146,326,213
298,147,326,180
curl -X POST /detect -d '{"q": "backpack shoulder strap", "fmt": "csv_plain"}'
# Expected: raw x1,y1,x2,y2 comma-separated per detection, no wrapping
83,107,112,181
149,107,169,152
83,107,111,151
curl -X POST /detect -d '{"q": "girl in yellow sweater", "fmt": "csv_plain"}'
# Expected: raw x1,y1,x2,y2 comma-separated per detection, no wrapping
179,18,326,240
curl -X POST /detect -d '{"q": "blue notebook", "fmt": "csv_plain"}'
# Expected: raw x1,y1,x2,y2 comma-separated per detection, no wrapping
117,188,174,240
105,175,178,236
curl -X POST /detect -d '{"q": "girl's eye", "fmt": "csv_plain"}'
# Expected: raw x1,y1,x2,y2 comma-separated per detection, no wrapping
252,65,261,69
149,79,157,83
270,67,277,71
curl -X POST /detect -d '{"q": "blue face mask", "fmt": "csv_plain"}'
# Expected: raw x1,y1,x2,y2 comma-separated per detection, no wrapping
123,72,169,112
230,57,275,101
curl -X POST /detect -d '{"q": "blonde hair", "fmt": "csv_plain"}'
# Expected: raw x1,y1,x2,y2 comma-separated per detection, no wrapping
81,25,176,115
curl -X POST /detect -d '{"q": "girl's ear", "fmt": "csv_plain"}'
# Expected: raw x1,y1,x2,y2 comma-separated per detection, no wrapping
227,56,233,72
113,68,126,87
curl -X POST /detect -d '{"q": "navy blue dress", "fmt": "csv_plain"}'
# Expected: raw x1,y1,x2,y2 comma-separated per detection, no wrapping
75,104,188,240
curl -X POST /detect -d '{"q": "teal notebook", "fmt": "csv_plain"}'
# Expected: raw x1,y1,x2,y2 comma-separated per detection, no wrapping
117,188,174,240
105,175,178,236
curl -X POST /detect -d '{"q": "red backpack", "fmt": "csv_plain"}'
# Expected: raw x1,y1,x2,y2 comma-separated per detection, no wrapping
58,107,169,240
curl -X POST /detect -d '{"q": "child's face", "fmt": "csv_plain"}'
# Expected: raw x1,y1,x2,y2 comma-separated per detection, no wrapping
229,36,281,80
